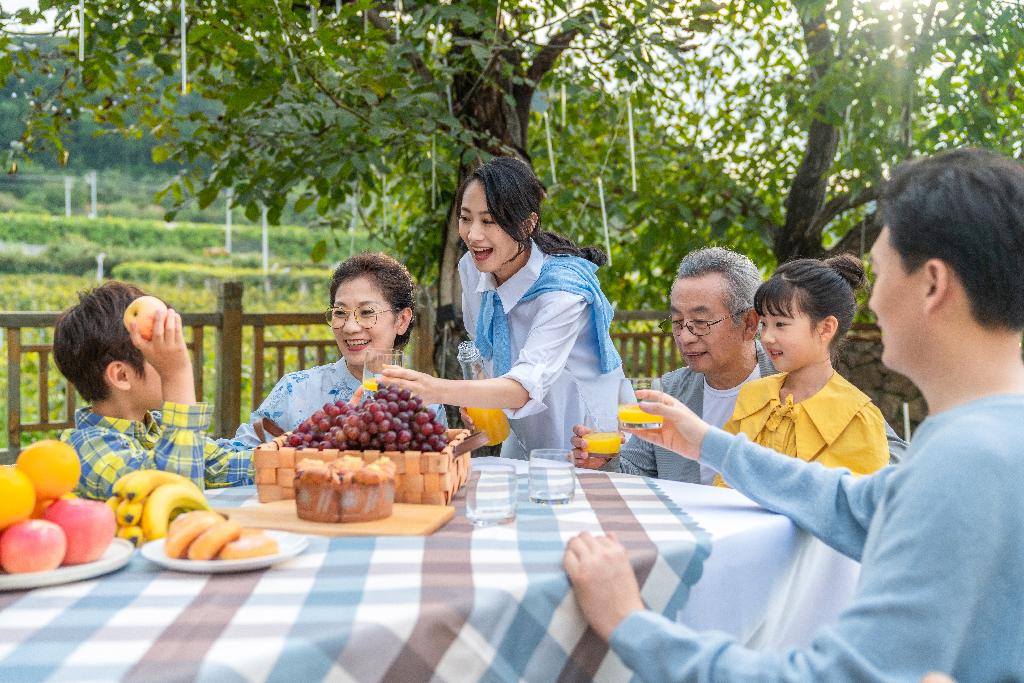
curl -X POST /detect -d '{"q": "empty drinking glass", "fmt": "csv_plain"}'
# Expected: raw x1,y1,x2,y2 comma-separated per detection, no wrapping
529,449,575,504
466,464,518,526
362,350,404,392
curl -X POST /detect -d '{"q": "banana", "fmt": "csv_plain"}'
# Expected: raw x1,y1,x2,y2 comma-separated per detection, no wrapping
116,525,145,547
114,470,200,503
105,496,120,515
116,499,143,527
140,483,210,541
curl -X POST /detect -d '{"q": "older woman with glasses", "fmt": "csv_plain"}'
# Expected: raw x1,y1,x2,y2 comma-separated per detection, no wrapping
220,252,445,449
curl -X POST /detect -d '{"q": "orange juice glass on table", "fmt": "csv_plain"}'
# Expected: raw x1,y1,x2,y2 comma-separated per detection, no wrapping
618,377,664,429
362,350,403,392
582,414,621,457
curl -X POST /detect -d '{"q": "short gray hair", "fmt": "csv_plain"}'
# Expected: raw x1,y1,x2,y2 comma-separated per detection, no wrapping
675,247,762,322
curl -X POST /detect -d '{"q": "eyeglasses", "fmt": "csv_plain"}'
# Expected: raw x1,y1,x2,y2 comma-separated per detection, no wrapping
324,306,400,329
658,317,726,337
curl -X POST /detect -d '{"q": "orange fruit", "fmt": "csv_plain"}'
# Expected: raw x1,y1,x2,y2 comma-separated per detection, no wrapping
31,497,56,519
16,440,82,500
0,466,36,530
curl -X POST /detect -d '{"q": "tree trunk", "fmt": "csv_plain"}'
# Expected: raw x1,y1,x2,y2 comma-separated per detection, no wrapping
774,3,841,263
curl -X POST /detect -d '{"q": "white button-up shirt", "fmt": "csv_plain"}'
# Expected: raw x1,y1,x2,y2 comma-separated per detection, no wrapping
460,242,625,459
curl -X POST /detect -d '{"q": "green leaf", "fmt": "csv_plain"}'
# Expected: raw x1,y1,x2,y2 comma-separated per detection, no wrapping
311,239,328,263
151,146,171,164
294,194,315,214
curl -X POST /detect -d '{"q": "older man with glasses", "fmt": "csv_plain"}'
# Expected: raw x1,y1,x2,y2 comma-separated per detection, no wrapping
573,247,905,482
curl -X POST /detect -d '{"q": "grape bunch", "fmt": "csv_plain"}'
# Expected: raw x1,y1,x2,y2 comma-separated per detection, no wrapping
286,386,449,453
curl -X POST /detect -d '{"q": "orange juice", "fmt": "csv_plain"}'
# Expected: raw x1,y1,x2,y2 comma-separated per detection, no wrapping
617,404,663,428
466,407,511,447
584,431,621,455
362,378,379,392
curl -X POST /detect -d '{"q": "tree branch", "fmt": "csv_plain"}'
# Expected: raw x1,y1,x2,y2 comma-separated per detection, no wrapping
526,27,579,84
811,184,879,234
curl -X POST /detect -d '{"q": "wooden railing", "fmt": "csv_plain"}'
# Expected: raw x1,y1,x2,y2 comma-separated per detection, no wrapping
0,283,679,460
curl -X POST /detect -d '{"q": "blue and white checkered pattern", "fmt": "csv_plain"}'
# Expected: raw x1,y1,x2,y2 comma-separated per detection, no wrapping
0,471,709,682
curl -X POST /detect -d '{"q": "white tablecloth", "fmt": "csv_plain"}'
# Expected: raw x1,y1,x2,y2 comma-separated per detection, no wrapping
478,456,860,650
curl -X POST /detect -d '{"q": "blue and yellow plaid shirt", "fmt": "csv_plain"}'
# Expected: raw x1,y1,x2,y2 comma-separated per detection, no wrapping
60,402,254,501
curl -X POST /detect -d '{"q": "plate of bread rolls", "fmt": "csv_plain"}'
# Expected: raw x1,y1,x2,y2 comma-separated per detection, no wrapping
140,510,308,573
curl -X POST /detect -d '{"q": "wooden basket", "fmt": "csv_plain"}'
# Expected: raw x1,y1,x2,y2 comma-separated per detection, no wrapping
252,428,473,506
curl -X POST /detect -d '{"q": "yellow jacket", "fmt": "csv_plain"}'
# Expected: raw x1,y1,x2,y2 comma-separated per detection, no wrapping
715,371,888,487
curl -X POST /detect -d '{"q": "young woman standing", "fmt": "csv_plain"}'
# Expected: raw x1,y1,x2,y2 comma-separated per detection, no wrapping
383,157,624,458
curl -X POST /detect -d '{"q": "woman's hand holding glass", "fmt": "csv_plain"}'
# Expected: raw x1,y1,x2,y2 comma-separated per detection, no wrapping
620,389,710,460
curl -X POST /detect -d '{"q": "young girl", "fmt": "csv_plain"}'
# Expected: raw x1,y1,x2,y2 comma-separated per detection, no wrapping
715,254,888,484
382,157,625,459
222,252,445,448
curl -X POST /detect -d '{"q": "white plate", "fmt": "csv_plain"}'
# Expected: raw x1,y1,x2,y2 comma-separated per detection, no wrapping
0,538,135,592
140,531,308,573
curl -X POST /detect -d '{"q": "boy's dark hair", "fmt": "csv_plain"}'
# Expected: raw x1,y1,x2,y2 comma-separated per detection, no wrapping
880,147,1024,330
54,281,150,403
755,253,866,355
454,156,607,266
328,252,417,349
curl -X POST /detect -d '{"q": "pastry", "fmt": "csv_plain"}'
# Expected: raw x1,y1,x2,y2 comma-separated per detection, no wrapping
294,455,396,523
187,519,243,560
218,531,279,560
164,511,225,559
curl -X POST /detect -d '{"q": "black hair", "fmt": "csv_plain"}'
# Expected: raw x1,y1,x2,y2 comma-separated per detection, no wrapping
754,253,865,354
880,147,1024,330
328,252,417,348
54,281,151,402
454,156,607,266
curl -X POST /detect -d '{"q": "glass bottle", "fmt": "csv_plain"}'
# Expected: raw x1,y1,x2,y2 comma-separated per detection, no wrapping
457,341,512,447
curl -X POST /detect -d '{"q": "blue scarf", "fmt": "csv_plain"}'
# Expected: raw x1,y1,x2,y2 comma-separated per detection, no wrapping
475,254,622,377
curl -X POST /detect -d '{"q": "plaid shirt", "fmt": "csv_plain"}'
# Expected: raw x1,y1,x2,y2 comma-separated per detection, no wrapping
60,402,254,501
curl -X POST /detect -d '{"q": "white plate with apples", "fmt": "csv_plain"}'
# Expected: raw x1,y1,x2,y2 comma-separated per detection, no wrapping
0,538,134,592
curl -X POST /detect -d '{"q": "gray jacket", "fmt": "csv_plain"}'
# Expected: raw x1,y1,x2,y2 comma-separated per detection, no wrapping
616,342,906,483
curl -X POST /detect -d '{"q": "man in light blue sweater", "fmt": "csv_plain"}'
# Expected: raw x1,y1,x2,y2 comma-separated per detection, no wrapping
564,147,1024,682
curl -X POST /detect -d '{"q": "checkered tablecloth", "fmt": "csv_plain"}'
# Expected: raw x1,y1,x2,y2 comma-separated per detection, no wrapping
0,471,709,683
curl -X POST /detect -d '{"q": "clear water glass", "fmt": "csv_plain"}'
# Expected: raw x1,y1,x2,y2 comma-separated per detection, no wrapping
466,464,517,526
528,449,575,505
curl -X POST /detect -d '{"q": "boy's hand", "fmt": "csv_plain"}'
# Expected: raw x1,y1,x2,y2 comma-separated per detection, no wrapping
129,308,196,404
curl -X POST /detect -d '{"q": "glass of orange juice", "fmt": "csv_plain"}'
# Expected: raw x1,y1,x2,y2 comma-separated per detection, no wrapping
617,377,664,429
362,350,404,392
582,414,622,457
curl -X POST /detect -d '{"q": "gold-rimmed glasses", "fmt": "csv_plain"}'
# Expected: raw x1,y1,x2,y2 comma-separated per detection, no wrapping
324,306,400,329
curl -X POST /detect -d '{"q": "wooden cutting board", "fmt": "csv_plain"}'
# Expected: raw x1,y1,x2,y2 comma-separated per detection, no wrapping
213,501,455,537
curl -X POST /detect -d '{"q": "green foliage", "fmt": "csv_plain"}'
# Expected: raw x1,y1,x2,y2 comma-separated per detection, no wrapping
110,261,333,294
2,0,1022,310
0,211,377,263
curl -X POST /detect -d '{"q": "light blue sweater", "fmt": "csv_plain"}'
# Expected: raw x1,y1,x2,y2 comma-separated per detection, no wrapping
609,394,1024,682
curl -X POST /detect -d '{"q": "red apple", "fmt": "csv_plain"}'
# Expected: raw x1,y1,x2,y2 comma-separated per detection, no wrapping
122,295,168,341
0,519,67,573
43,498,116,565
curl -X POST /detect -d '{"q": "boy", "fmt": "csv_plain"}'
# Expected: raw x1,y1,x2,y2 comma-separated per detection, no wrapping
53,282,253,500
565,148,1024,681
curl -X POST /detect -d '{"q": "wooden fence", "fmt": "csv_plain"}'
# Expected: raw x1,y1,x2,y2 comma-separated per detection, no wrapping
0,283,677,461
